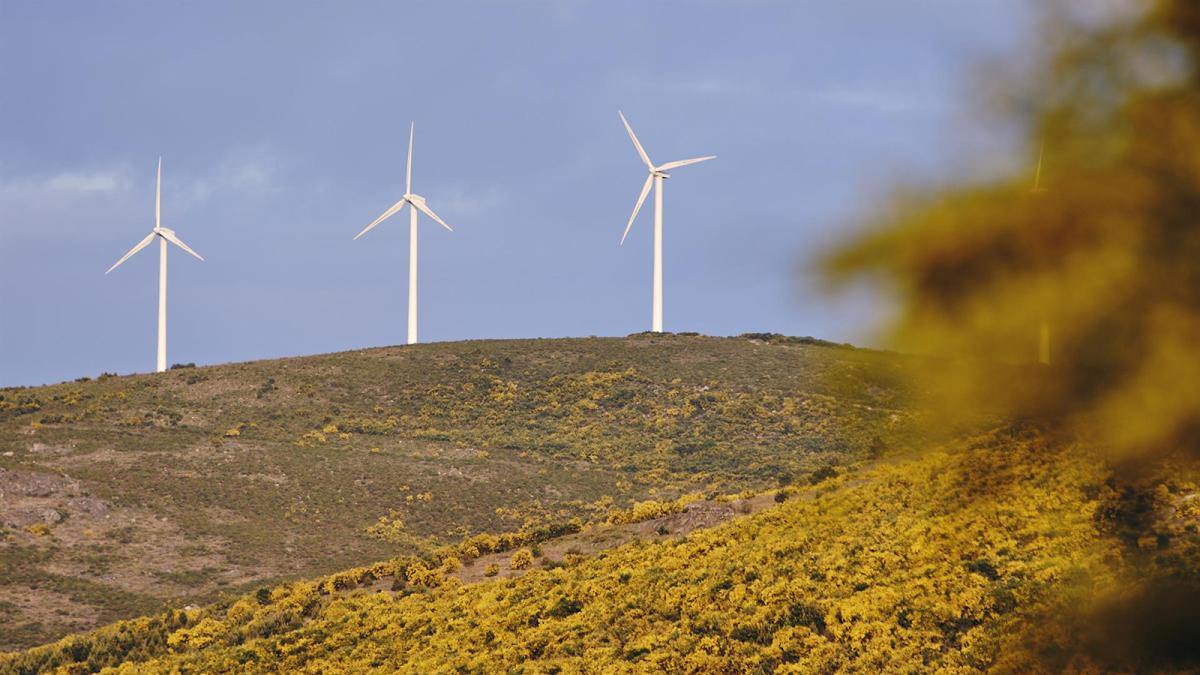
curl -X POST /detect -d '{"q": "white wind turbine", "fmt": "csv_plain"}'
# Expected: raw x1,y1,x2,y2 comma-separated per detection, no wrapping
106,158,204,373
355,122,453,345
618,111,715,333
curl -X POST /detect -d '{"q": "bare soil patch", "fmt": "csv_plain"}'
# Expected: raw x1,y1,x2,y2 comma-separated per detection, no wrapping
456,493,780,584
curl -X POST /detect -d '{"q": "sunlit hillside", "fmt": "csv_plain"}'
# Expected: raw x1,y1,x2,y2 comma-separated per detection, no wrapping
9,0,1200,671
6,426,1196,673
0,334,912,650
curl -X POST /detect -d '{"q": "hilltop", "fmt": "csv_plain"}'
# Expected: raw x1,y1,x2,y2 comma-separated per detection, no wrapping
0,333,914,650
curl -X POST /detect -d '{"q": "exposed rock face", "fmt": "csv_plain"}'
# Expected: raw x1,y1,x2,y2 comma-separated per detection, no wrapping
0,467,79,499
0,468,80,529
28,442,72,456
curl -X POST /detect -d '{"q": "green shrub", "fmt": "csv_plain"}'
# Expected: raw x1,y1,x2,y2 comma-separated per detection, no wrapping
546,597,583,618
783,602,826,633
810,466,837,485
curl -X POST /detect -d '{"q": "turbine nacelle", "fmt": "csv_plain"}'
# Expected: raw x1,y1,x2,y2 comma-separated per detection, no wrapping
354,123,454,240
107,162,203,275
617,111,715,246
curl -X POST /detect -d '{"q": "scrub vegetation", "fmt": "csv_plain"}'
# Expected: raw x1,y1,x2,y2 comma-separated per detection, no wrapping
4,427,1197,673
0,334,910,651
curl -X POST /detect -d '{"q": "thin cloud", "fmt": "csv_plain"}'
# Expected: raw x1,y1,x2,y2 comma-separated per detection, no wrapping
0,167,132,200
621,74,943,116
43,170,131,194
812,85,943,116
0,167,135,238
0,151,284,239
431,186,507,217
180,150,280,207
663,77,768,98
616,73,768,99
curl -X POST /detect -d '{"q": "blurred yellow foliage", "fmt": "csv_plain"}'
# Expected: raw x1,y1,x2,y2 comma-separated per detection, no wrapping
824,0,1200,466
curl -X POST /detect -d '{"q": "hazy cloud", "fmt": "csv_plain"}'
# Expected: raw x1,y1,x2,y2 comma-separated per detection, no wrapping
42,170,131,194
0,167,135,238
179,149,281,208
0,167,132,201
812,85,943,116
432,186,508,217
0,150,284,240
622,74,943,117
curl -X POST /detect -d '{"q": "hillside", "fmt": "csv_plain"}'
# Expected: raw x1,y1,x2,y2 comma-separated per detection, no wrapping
0,334,913,650
6,426,1198,673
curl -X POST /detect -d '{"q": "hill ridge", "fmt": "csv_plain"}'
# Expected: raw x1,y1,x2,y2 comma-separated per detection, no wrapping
0,335,910,650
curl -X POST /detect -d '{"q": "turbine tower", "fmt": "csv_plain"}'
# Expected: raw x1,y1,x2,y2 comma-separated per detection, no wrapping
618,111,715,333
1032,142,1051,366
106,158,204,373
355,122,453,345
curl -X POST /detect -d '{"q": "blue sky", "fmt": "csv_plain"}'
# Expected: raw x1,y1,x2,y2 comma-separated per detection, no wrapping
0,1,1031,386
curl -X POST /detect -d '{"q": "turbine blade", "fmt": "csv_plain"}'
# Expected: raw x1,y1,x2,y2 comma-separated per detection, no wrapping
105,232,156,274
657,155,716,171
160,229,204,262
411,199,453,232
406,122,414,195
620,174,654,246
155,157,162,229
354,198,407,240
619,111,653,169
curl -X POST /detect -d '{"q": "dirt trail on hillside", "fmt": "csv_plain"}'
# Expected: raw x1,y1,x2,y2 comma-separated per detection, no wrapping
453,492,783,584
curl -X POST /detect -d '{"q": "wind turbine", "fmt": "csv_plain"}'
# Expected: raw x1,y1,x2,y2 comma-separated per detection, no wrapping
1031,142,1051,365
355,122,453,345
106,158,204,373
617,111,715,333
